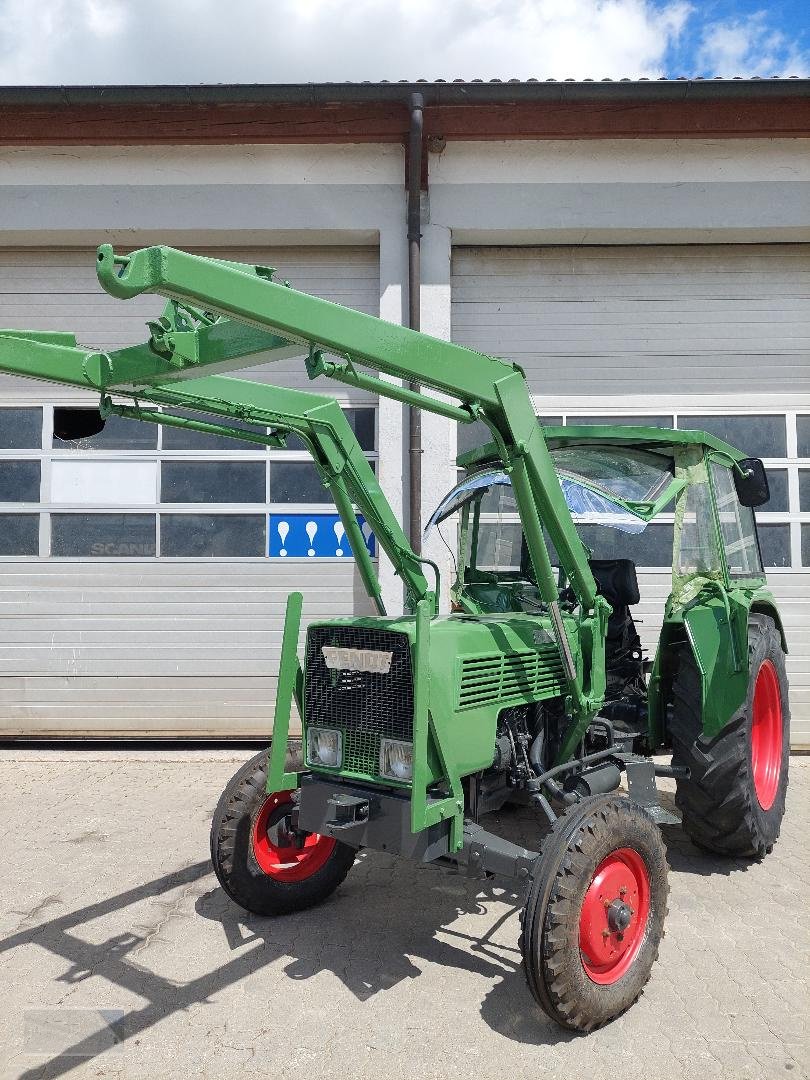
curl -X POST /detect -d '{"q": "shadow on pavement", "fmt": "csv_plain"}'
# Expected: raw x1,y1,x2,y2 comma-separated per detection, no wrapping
2,800,762,1075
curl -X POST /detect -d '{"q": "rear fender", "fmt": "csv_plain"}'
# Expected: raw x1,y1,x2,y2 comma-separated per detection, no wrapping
682,591,751,739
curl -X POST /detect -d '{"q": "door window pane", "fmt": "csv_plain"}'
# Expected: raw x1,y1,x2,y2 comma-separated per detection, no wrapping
0,408,42,449
680,416,786,458
0,461,40,502
757,524,791,568
710,462,763,578
161,514,265,557
270,462,331,504
51,514,156,557
53,409,157,450
678,478,722,577
763,469,788,514
567,415,673,428
0,514,39,555
802,525,810,567
161,461,265,503
161,410,268,451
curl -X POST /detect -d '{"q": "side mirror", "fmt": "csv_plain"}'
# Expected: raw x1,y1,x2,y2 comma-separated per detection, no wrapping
734,458,770,507
53,407,106,442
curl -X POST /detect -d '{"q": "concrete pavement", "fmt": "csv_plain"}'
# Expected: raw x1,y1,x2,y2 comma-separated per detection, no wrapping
0,750,807,1080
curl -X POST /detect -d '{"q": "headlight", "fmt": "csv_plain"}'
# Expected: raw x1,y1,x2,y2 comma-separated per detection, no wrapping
306,726,342,769
379,738,413,782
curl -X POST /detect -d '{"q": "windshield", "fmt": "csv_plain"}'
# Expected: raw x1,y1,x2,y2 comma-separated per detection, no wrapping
426,468,648,536
552,446,673,504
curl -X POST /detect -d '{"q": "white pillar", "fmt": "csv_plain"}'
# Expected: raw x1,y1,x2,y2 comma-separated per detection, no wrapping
418,223,456,613
377,215,408,615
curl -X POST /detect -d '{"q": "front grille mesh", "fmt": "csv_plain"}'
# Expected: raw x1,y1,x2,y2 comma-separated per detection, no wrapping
305,625,414,778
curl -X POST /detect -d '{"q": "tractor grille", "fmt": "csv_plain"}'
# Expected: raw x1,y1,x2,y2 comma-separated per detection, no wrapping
457,646,566,710
305,625,414,778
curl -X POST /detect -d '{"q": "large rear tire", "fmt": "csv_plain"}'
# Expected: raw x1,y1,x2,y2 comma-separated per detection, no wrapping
521,795,668,1032
670,614,789,858
210,748,356,916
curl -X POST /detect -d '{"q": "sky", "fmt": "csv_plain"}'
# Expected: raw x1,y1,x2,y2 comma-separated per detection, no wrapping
0,0,807,85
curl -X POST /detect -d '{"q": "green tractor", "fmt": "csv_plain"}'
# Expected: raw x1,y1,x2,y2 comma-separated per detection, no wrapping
0,245,790,1032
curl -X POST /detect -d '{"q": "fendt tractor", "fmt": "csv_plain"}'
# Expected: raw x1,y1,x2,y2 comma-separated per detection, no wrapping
0,246,789,1031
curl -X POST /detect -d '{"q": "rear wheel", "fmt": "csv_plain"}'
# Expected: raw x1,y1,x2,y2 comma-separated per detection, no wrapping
670,614,789,858
210,748,356,915
521,796,668,1032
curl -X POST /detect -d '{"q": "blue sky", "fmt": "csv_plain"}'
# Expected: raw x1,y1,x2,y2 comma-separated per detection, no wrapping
663,0,809,78
0,0,807,84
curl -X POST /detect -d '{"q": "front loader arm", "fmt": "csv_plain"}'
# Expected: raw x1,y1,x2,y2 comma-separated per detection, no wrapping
1,243,607,730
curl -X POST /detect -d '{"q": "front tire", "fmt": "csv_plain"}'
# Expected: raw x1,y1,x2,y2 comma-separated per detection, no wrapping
210,748,356,916
521,796,668,1032
670,614,789,858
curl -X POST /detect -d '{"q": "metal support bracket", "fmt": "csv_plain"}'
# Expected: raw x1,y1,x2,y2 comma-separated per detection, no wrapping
625,758,681,827
458,822,539,882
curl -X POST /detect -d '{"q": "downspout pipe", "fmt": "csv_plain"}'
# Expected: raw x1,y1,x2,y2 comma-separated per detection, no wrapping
407,92,424,555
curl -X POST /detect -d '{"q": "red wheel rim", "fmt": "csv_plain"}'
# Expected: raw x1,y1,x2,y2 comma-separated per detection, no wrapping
251,791,336,882
751,659,782,811
579,847,651,985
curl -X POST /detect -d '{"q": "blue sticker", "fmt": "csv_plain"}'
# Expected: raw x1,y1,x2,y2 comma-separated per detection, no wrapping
269,513,375,559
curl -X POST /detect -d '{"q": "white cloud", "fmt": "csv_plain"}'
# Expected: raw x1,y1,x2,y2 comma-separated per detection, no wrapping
697,10,810,78
0,0,693,84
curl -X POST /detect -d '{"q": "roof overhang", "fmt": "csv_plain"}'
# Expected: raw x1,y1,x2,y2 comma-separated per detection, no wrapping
0,79,808,145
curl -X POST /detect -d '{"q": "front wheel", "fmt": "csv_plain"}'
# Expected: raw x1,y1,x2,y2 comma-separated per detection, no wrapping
210,749,356,916
521,796,669,1032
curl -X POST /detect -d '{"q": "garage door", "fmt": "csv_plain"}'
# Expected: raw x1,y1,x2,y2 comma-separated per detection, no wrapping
0,246,378,738
452,244,810,749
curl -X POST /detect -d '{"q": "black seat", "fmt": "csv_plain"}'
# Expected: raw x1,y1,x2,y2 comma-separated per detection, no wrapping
588,558,640,611
589,559,644,700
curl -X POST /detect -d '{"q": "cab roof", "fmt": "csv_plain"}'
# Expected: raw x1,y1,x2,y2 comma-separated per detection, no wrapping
457,424,745,470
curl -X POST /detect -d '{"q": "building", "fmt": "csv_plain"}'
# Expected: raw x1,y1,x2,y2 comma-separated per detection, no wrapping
0,79,808,746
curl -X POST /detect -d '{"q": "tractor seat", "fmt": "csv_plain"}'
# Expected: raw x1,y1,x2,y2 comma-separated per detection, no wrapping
588,558,640,611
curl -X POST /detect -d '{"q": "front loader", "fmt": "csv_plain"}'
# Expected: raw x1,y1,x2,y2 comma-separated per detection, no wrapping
0,245,790,1032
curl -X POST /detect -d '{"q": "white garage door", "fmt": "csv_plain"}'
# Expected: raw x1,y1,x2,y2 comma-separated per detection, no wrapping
0,246,378,738
452,244,810,749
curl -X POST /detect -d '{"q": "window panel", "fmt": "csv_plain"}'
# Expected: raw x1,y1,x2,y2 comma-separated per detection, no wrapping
763,469,788,514
161,410,268,451
577,523,675,568
797,416,810,458
802,525,810,567
757,524,791,568
475,523,523,572
0,461,40,502
270,462,331,504
566,415,673,428
799,470,810,513
680,415,786,459
161,461,265,503
457,416,562,458
161,514,265,557
0,514,39,555
51,460,157,505
0,408,42,449
285,407,376,453
53,409,157,450
51,514,156,557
